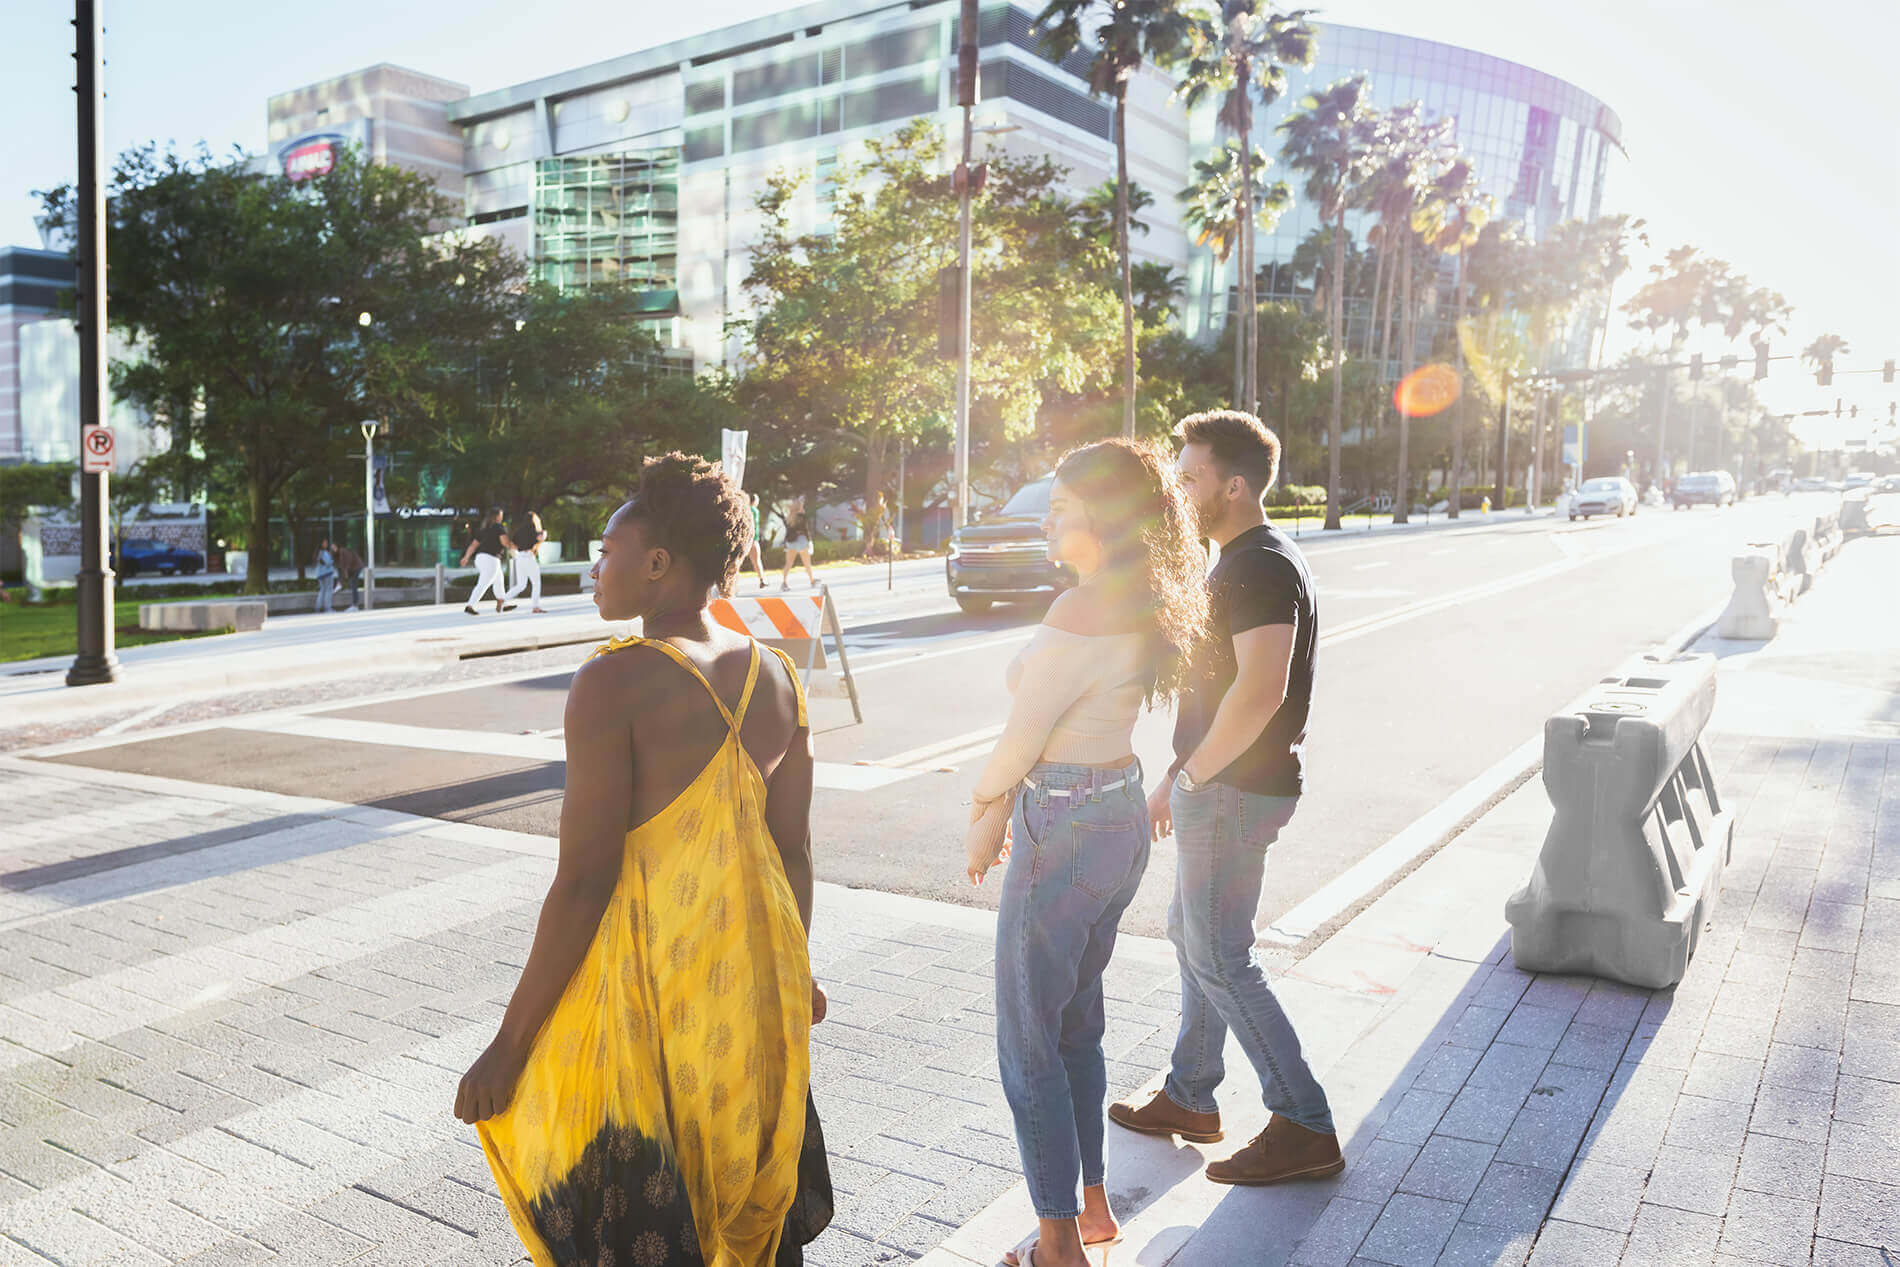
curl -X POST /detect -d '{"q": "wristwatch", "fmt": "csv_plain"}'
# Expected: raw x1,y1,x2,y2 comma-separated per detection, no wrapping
1176,768,1211,793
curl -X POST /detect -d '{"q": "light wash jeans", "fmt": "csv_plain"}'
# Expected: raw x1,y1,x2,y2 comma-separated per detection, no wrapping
1163,780,1335,1135
996,760,1150,1219
316,574,336,613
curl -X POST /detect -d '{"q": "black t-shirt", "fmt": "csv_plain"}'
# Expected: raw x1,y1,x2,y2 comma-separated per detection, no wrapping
1171,523,1318,797
474,523,508,557
512,520,543,552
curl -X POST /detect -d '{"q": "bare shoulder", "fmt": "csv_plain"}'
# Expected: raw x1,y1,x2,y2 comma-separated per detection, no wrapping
1044,587,1110,635
566,642,659,730
1044,585,1142,637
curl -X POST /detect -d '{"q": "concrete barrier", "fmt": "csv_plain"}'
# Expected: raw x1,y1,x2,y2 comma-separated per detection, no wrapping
1505,653,1733,989
140,600,268,633
1813,510,1842,564
1716,548,1779,640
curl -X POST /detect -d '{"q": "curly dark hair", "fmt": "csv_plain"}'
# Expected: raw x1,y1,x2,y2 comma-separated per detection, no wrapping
1052,439,1211,704
623,452,752,597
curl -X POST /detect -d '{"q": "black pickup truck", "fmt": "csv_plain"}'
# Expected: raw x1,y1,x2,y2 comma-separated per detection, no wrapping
944,476,1075,614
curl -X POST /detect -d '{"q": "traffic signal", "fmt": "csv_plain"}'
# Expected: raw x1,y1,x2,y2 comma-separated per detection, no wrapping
1885,360,1895,384
1818,361,1833,387
1754,342,1770,380
1689,353,1703,381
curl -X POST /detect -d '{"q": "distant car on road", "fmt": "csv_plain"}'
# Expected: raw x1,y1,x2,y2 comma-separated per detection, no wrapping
944,475,1074,614
1791,476,1837,493
1672,470,1736,509
112,538,204,577
1569,476,1638,520
1842,473,1874,490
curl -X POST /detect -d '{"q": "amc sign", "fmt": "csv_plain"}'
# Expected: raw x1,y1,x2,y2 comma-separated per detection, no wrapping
281,133,345,182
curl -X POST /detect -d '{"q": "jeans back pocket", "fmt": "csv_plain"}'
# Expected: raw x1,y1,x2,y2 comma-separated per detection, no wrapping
1070,816,1141,901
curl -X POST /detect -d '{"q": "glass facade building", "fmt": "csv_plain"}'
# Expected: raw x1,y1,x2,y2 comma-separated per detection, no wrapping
265,2,1620,376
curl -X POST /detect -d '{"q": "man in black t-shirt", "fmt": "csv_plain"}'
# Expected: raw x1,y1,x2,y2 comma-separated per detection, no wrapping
1108,411,1343,1187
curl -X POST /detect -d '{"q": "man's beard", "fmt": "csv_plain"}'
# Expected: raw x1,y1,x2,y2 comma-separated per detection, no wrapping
1192,493,1222,538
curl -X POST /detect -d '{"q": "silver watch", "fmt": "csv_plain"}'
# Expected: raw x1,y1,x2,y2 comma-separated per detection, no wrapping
1176,768,1210,793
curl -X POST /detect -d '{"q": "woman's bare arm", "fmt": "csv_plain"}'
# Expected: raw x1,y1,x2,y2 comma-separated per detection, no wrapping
454,654,633,1123
764,720,815,935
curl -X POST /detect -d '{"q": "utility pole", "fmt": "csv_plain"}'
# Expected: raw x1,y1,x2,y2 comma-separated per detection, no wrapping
953,0,977,529
67,0,117,687
1493,372,1511,511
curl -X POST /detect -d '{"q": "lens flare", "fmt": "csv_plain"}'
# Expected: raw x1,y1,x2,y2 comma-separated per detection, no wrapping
1393,363,1462,418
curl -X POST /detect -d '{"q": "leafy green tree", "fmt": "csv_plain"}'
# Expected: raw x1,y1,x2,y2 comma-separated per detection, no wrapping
1179,138,1291,407
1178,2,1316,417
1036,0,1197,436
1,464,75,574
740,121,1119,504
39,145,523,593
1279,75,1377,529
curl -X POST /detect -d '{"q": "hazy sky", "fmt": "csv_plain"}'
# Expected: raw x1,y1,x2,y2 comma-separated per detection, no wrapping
8,0,1896,432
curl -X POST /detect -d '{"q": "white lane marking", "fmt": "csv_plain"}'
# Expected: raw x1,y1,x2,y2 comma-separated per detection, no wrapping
868,724,1007,769
1353,561,1391,571
847,630,1037,674
217,713,904,792
1317,555,1584,647
1261,734,1544,946
1429,548,1455,556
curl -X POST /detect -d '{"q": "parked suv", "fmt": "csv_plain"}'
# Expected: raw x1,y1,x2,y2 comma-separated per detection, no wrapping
1569,476,1637,520
111,538,205,577
944,475,1074,614
1672,470,1736,509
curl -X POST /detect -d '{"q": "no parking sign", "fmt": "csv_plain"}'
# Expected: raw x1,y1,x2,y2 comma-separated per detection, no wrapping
81,425,115,473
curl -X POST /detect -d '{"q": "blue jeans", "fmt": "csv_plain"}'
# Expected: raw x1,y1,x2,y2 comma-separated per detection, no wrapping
996,760,1150,1219
1164,782,1334,1135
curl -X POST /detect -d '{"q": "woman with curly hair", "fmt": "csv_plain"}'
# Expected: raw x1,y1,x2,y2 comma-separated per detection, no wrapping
456,452,831,1266
963,439,1210,1267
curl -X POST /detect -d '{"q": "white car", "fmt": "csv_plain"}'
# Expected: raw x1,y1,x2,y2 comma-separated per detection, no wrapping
1570,476,1638,520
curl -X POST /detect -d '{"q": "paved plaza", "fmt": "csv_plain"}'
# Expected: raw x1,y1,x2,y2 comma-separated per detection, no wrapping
1,532,1895,1265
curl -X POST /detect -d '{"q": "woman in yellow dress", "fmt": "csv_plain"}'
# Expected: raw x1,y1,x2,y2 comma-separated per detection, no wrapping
455,453,831,1266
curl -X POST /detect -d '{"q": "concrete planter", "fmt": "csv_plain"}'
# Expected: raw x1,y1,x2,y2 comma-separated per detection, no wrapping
140,600,268,633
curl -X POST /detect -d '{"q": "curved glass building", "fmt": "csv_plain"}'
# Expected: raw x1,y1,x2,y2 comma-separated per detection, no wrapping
1183,22,1624,359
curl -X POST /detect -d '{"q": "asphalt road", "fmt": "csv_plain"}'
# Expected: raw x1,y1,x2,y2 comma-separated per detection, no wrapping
39,495,1831,938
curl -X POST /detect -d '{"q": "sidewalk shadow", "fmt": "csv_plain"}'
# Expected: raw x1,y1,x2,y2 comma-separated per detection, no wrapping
2,810,348,907
1141,928,1675,1265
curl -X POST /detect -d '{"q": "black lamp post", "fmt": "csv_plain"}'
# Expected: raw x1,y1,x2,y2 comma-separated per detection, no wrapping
67,0,118,686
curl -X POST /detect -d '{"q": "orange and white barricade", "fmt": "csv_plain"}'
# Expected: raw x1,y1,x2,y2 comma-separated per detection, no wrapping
707,584,862,721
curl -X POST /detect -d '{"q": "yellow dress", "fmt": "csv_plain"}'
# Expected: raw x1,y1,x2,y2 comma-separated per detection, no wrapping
480,636,813,1267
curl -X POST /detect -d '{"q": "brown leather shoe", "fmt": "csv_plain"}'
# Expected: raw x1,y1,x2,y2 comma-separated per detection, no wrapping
1107,1089,1223,1143
1205,1114,1344,1185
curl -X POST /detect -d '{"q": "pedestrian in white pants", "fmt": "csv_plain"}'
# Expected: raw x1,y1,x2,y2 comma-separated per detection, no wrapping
460,508,517,615
504,510,549,613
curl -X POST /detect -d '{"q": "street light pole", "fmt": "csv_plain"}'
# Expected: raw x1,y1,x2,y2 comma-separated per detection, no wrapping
67,0,117,687
953,0,977,530
360,420,381,610
1493,371,1512,511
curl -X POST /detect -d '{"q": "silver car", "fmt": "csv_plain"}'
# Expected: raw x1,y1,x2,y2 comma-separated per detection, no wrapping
1570,476,1638,520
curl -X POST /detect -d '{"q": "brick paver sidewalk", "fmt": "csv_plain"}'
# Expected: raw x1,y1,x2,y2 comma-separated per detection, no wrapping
0,759,1182,1265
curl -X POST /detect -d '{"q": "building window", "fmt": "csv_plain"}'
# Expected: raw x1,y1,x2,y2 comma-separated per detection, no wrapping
974,61,1112,141
685,77,726,115
685,124,725,162
733,51,821,107
841,25,940,79
733,101,819,152
840,70,938,132
532,149,680,311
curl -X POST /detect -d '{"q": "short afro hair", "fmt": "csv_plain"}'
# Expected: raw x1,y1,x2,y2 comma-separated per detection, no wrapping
1175,411,1281,501
623,452,751,597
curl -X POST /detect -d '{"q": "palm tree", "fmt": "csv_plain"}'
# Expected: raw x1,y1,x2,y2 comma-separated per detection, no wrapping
1177,2,1316,418
1802,333,1850,378
1385,117,1455,521
1038,0,1196,437
1414,158,1491,517
1280,76,1376,529
1179,138,1291,408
